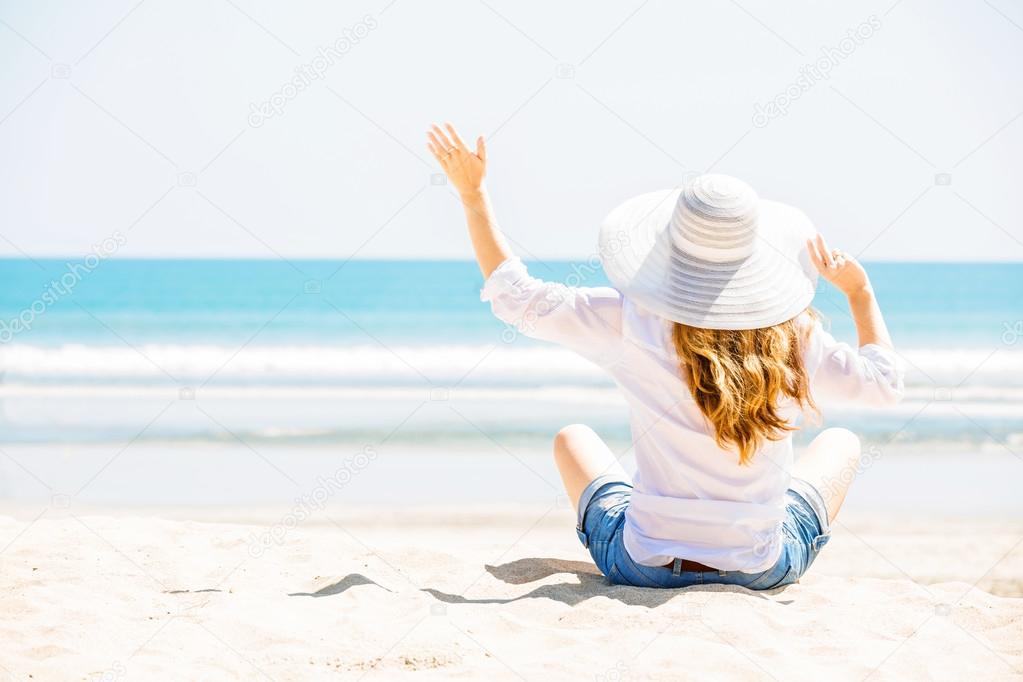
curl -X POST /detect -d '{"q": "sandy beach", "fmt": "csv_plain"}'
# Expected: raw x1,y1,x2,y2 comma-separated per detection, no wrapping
2,0,1022,678
1,506,1020,681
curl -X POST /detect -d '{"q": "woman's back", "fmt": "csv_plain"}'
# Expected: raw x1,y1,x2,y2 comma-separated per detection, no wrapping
427,123,902,587
482,258,903,572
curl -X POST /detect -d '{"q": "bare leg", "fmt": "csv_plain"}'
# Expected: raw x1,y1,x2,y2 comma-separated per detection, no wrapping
792,427,863,524
552,424,629,514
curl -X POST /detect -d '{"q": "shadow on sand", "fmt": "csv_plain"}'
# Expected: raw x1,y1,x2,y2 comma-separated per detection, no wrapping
420,557,783,608
288,573,394,598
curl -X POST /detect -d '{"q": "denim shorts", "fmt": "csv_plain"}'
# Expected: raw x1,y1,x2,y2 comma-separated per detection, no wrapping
575,475,831,590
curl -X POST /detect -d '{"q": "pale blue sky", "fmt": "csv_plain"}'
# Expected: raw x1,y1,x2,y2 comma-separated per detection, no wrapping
1,0,1021,261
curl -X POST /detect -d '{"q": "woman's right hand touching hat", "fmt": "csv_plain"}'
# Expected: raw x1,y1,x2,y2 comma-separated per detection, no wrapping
806,234,871,298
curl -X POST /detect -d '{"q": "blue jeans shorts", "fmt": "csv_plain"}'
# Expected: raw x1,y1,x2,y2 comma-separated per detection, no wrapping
576,475,831,590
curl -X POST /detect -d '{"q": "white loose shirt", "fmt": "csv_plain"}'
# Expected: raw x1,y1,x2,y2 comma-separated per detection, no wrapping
482,257,905,572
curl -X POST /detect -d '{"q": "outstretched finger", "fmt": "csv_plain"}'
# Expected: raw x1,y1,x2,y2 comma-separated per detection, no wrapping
444,122,468,151
431,124,454,151
426,141,443,161
815,234,835,269
427,131,449,156
806,238,825,273
476,135,486,163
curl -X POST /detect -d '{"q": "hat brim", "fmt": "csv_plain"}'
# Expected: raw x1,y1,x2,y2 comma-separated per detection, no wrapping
598,189,818,330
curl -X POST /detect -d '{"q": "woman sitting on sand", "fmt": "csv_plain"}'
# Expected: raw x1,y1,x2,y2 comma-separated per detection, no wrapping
427,122,903,589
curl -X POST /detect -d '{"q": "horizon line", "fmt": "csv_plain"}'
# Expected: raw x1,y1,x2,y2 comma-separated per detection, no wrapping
1,256,1021,265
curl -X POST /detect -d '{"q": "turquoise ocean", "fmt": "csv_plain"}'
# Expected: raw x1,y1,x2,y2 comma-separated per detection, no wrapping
1,259,1021,454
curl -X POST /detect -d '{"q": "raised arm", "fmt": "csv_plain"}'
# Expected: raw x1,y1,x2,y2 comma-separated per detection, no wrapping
805,234,903,404
427,121,623,367
426,122,510,278
807,234,893,350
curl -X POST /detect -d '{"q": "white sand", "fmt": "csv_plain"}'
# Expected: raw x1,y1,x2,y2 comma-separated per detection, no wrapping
1,507,1021,681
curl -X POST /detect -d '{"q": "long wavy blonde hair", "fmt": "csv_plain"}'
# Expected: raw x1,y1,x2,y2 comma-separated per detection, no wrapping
671,310,818,465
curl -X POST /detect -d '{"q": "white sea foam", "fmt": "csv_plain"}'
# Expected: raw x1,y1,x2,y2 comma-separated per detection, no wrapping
1,344,1020,446
1,342,1021,389
0,343,600,386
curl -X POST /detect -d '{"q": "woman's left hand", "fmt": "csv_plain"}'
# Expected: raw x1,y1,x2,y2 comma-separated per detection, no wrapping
806,234,871,298
427,122,486,197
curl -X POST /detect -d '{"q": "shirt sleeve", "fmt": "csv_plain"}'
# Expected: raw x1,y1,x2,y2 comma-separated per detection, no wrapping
805,320,905,405
480,257,624,367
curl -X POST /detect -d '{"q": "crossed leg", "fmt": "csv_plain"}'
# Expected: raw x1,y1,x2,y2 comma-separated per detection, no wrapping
792,426,863,524
553,423,862,525
552,424,629,514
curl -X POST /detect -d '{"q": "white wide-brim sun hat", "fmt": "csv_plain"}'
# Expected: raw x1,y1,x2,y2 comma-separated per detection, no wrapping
598,174,818,330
